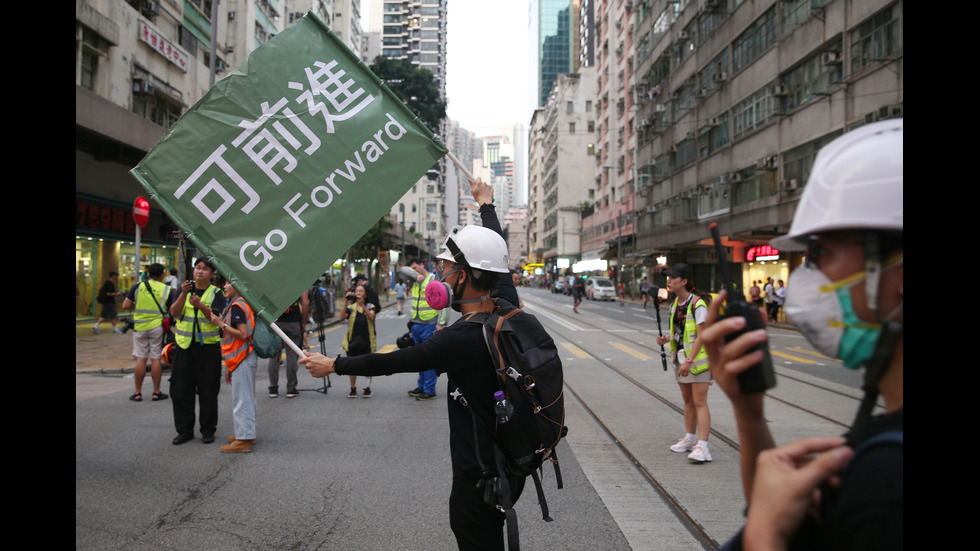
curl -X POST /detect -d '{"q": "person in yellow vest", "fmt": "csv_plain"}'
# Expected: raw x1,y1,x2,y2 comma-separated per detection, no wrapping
342,283,377,398
168,258,225,445
405,258,449,401
211,280,257,453
121,263,174,402
657,263,713,463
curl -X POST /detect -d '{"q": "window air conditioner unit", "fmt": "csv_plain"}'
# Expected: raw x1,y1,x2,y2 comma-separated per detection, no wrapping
228,11,236,20
781,178,800,191
697,88,709,99
821,51,842,66
141,1,160,16
677,31,689,41
713,71,728,83
771,84,788,96
646,206,657,213
731,173,742,183
226,45,235,53
640,119,651,127
655,104,666,112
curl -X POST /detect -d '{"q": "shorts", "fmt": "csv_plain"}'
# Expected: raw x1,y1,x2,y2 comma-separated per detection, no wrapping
674,348,711,384
132,326,165,359
100,301,117,319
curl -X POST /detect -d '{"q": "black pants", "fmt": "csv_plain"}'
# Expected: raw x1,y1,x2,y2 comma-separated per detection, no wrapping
449,475,526,551
170,343,222,437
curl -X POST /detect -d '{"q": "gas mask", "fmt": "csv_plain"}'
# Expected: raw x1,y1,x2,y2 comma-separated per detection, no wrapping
785,255,903,369
425,267,489,313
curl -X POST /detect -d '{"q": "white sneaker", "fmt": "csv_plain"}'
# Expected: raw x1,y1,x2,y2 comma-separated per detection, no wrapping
688,443,712,463
670,437,695,453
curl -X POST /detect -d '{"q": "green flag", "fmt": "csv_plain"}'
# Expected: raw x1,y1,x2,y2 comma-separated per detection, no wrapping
131,12,447,323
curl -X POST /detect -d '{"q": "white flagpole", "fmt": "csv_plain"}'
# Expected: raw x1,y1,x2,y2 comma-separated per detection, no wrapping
270,321,306,356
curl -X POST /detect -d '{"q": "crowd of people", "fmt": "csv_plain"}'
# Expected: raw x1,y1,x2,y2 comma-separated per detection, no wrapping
86,119,902,550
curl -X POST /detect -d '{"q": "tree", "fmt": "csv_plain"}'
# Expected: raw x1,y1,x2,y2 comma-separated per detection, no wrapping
349,215,395,290
370,56,447,134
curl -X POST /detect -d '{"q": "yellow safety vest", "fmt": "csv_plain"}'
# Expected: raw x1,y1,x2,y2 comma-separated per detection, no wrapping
342,303,376,354
668,295,709,374
133,280,171,331
175,285,221,349
410,273,445,325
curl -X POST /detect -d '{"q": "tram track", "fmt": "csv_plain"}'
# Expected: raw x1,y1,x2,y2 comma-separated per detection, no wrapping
525,294,865,432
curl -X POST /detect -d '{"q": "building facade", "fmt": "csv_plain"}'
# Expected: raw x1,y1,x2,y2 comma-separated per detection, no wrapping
527,69,597,285
76,0,252,318
629,0,903,292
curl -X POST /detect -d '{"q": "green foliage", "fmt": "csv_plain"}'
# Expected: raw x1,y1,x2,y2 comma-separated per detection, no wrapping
370,56,447,133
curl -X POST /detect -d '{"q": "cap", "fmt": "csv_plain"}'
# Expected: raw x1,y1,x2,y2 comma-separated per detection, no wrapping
666,263,693,280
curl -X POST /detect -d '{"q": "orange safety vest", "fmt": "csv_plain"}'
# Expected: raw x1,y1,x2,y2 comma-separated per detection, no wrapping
221,297,255,372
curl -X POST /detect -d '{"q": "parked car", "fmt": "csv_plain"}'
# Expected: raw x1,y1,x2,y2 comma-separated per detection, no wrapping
585,278,616,301
552,280,566,294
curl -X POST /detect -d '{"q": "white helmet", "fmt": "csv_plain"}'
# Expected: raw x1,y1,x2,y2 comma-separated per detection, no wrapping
436,225,510,274
771,119,903,251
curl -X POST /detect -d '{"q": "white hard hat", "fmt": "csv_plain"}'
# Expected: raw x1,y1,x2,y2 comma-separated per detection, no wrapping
436,225,510,274
771,119,903,251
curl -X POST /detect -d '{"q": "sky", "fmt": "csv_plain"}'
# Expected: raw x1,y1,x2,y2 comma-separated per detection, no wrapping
444,1,531,137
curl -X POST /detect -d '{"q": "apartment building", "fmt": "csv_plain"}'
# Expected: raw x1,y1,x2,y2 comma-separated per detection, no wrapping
628,0,903,291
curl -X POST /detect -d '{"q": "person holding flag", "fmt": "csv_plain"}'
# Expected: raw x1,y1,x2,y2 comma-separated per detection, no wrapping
301,224,523,550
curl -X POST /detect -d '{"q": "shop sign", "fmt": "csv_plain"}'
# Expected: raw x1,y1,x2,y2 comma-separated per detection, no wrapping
747,245,780,262
76,198,137,237
139,20,188,72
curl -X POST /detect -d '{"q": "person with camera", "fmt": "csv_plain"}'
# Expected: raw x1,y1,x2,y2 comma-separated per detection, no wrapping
343,283,377,398
705,119,903,550
168,258,225,445
121,263,174,402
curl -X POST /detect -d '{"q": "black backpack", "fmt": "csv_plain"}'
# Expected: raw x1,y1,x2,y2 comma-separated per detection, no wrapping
457,298,567,551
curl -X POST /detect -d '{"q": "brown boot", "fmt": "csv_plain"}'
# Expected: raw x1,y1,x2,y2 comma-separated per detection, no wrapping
220,439,254,453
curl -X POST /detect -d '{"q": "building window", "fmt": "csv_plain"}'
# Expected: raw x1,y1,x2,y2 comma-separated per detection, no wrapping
698,113,729,158
781,38,843,112
569,122,576,133
733,167,779,206
132,90,183,129
782,130,843,185
586,100,592,112
732,7,777,73
698,48,729,96
672,81,697,121
698,1,729,43
79,27,109,92
674,138,697,168
567,101,574,114
698,181,729,219
732,85,778,140
851,3,902,71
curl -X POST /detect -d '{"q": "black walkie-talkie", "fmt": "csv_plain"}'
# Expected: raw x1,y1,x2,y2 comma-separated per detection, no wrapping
710,223,776,393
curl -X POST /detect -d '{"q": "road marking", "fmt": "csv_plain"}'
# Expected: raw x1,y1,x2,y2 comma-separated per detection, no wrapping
608,342,652,360
770,350,820,364
560,342,592,359
377,344,397,354
786,347,834,360
530,306,586,331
